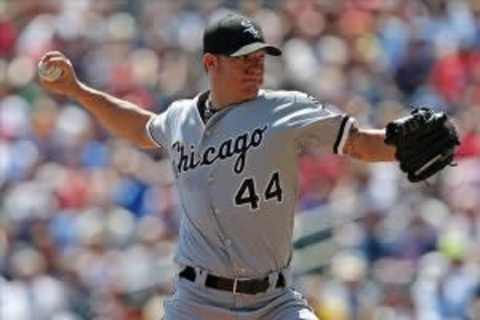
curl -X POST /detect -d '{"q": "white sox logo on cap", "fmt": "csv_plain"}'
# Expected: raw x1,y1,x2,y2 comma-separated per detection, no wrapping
240,19,261,39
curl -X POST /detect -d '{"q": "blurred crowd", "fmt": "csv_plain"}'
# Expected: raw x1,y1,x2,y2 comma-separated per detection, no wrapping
1,0,480,319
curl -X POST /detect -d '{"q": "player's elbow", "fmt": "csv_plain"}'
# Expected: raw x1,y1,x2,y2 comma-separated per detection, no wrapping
131,132,158,149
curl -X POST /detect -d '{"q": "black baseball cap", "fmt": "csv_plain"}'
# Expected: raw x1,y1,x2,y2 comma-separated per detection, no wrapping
203,13,282,57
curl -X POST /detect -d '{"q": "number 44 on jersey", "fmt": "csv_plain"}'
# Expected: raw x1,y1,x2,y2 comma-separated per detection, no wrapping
234,172,283,210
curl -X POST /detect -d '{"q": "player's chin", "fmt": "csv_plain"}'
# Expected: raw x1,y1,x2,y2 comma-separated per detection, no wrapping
242,85,261,98
242,80,262,95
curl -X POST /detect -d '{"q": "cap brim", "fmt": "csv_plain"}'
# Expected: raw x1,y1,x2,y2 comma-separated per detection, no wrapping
230,42,282,57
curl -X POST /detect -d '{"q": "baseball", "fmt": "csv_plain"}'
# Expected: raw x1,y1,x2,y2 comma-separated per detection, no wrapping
38,61,63,82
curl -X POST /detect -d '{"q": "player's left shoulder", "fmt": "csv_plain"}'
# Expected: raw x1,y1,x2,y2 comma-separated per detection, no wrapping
261,89,307,102
293,91,324,106
265,89,326,106
259,90,331,120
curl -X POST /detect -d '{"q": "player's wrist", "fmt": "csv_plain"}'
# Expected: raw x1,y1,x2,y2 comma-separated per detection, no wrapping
70,81,92,102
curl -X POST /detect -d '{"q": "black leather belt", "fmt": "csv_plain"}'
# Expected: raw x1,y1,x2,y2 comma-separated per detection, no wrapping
179,266,286,295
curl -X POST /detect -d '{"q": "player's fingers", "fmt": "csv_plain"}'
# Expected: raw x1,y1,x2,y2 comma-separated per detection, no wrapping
41,57,72,71
41,55,67,65
42,51,64,59
39,51,65,65
46,56,71,65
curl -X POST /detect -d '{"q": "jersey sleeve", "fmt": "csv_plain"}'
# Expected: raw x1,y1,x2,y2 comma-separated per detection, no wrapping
290,92,357,155
145,110,169,150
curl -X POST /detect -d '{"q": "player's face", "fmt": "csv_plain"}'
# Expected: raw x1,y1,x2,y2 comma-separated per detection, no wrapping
216,50,265,100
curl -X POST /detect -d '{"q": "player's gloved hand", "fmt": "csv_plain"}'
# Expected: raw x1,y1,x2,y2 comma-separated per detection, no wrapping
384,107,460,182
37,51,82,98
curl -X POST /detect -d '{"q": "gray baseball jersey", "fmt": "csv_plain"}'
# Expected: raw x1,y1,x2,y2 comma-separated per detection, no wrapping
146,89,356,279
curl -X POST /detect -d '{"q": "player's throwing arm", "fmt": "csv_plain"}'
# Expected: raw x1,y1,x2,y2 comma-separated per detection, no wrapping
38,51,156,148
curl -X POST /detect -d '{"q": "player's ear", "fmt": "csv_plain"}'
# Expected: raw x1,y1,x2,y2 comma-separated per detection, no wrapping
203,53,218,73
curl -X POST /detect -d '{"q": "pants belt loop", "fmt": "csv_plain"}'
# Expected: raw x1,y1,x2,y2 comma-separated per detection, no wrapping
268,272,278,292
194,266,206,286
264,271,279,293
279,266,290,287
232,278,239,295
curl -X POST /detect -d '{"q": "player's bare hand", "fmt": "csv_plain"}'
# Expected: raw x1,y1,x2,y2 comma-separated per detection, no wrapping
37,51,82,98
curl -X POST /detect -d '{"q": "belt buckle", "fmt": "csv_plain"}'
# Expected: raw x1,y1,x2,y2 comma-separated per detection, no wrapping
232,277,249,295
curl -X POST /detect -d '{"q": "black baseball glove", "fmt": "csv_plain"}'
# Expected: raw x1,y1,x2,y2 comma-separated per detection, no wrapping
384,108,460,183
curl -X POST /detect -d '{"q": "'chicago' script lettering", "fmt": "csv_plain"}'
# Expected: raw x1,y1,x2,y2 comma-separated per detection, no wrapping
172,125,268,175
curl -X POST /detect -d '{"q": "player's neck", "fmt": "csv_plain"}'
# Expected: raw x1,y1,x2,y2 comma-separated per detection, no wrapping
209,90,259,111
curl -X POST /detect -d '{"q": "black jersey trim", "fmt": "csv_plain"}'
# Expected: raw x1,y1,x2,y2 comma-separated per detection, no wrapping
196,90,210,124
333,115,350,154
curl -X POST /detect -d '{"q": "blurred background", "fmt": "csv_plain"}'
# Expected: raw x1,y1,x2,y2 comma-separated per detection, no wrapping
1,0,480,319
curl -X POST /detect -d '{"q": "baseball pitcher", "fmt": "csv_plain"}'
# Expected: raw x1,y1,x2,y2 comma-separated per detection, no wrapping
38,12,459,320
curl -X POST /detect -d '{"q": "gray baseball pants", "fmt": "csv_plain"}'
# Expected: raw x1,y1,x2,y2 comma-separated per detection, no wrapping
163,272,318,320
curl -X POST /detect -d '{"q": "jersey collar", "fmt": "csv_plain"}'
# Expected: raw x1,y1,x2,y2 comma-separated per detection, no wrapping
195,89,266,124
